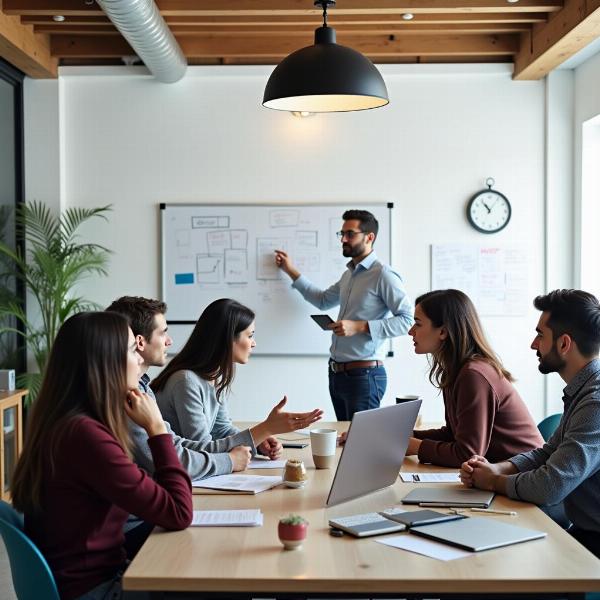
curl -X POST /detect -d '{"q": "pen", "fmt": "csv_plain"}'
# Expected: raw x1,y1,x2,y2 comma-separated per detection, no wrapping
471,508,517,516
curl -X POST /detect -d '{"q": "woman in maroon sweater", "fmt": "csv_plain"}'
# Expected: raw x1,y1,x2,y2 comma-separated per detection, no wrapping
406,289,543,467
11,312,193,600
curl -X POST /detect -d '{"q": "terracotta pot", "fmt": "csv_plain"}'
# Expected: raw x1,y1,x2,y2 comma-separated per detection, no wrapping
278,521,308,550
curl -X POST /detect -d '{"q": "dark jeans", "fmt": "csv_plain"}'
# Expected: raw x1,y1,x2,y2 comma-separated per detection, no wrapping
328,365,387,421
569,525,600,558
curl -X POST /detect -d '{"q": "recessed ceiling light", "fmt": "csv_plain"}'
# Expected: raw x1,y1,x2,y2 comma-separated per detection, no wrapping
506,0,520,3
402,13,414,20
52,15,65,22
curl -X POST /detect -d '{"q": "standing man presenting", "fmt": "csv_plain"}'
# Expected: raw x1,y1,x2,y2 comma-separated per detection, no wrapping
275,209,413,421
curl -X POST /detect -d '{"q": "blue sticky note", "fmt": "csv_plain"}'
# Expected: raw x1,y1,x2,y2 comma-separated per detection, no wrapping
175,273,194,285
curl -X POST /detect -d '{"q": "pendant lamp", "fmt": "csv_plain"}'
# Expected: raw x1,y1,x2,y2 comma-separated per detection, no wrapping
263,0,389,113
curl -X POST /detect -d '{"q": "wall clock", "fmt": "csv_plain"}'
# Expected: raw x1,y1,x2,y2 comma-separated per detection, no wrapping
466,178,511,234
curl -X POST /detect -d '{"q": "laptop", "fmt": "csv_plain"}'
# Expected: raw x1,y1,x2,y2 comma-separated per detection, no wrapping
410,516,547,552
402,487,495,508
326,399,421,507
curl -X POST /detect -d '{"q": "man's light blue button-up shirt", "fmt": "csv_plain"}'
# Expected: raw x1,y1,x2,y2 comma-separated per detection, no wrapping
291,251,413,362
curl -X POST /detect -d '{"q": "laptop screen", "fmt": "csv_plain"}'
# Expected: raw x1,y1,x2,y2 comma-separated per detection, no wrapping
326,400,421,506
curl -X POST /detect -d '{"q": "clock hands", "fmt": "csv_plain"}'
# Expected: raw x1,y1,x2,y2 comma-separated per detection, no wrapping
488,198,500,211
482,201,491,213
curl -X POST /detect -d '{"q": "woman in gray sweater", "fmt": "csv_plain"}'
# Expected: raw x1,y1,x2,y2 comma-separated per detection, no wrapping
152,299,322,467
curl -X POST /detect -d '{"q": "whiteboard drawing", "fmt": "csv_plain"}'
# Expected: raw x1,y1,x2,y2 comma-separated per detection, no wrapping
224,249,248,283
196,255,222,284
329,217,341,251
176,230,191,258
256,238,289,280
231,229,249,249
295,252,320,273
207,230,231,255
296,230,318,248
269,210,299,228
192,216,230,229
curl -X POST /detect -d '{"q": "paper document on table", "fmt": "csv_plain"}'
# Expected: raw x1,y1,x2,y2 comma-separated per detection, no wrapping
191,510,263,527
192,474,283,494
376,534,471,561
248,459,286,470
400,472,461,483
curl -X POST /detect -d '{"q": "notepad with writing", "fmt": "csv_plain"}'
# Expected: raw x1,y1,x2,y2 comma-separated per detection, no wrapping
191,510,263,527
192,474,283,494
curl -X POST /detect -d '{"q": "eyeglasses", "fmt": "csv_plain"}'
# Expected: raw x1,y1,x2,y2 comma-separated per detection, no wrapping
336,230,365,241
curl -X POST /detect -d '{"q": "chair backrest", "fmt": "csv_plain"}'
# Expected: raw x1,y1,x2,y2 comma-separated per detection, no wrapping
0,500,60,600
537,413,562,442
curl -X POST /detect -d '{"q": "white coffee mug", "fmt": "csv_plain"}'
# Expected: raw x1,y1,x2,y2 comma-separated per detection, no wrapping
310,428,337,469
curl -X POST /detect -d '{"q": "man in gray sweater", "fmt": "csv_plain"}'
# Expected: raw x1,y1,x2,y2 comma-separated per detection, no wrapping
106,296,251,478
460,289,600,558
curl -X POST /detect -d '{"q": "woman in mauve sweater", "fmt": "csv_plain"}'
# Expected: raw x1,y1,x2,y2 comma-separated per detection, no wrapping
406,289,543,468
11,312,193,600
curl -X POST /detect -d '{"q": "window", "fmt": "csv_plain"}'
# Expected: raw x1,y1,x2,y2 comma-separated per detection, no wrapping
0,59,25,374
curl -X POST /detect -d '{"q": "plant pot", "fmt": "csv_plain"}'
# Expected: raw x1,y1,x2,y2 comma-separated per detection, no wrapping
278,521,308,550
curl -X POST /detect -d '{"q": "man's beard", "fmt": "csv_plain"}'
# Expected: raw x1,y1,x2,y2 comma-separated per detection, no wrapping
537,344,566,374
342,241,366,258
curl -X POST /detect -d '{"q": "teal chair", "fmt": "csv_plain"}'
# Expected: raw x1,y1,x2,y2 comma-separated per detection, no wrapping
537,412,562,442
0,500,60,600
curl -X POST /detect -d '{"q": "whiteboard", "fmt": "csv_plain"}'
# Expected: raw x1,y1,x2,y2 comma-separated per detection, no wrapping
161,203,393,355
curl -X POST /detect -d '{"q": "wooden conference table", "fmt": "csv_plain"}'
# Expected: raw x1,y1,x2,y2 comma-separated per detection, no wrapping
123,423,600,598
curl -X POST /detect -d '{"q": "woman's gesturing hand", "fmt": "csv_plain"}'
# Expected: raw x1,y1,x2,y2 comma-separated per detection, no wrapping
250,396,323,444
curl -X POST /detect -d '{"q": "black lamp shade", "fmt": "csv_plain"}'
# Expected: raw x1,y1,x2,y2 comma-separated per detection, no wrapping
263,26,389,113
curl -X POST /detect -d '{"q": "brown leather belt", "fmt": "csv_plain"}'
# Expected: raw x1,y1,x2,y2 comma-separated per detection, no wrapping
329,360,383,373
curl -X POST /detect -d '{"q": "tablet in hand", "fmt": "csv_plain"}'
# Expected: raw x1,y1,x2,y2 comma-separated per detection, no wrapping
311,314,334,330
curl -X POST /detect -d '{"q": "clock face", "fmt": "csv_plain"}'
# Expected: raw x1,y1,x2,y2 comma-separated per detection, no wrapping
467,190,511,234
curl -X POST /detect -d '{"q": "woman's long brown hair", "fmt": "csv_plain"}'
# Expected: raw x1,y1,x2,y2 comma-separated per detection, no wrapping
416,289,513,390
11,311,132,514
151,298,255,401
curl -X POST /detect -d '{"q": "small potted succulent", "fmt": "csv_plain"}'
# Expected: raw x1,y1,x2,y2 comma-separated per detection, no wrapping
278,514,308,550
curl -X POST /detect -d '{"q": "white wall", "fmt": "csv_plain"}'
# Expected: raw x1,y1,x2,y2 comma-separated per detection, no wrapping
574,52,600,296
25,63,559,423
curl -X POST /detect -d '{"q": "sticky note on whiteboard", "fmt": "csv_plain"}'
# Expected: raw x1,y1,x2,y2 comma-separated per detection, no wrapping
175,273,194,285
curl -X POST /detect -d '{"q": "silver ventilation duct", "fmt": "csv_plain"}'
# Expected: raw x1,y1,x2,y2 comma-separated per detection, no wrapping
96,0,187,83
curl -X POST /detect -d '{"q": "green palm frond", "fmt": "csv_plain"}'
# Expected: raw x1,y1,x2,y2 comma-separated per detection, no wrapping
0,201,113,404
60,205,111,245
17,372,43,408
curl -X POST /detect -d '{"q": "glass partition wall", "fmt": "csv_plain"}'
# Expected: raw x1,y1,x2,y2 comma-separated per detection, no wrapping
0,59,25,498
0,59,25,376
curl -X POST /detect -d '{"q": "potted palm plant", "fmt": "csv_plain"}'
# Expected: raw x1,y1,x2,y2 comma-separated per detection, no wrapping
0,201,111,404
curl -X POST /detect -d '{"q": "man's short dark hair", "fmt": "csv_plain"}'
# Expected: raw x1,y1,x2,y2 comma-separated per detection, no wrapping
106,296,167,341
342,209,379,239
534,289,600,357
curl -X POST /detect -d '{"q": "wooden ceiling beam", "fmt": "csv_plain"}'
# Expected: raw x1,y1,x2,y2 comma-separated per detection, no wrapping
514,0,600,79
0,7,57,77
36,23,531,35
51,32,519,58
4,0,563,17
22,12,550,25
